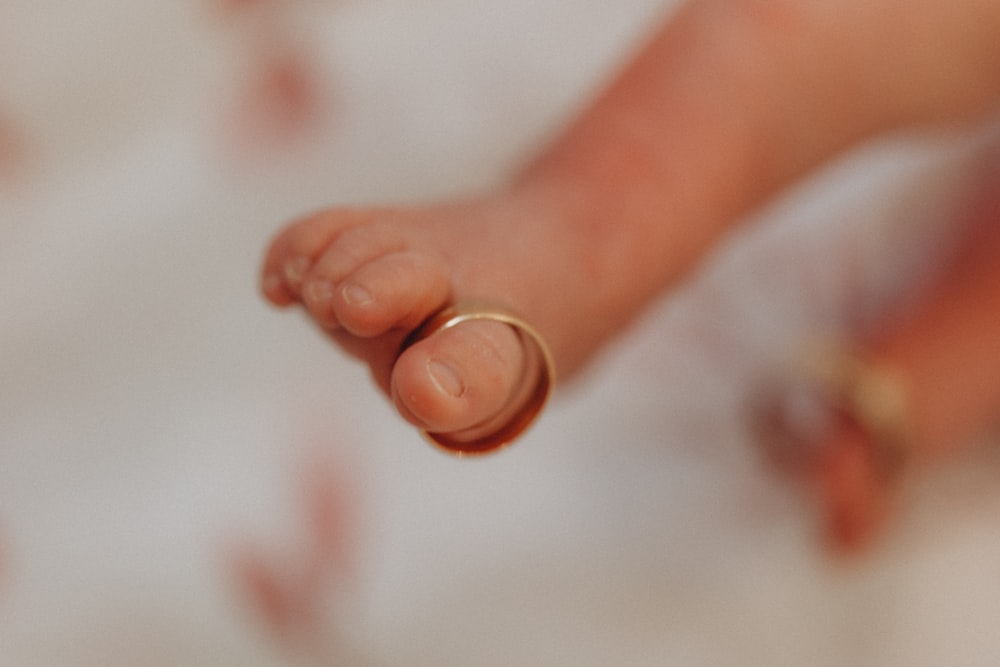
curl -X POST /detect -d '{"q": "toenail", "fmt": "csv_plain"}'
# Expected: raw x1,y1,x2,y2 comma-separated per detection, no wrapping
341,283,374,306
304,279,335,305
428,360,465,398
284,256,311,286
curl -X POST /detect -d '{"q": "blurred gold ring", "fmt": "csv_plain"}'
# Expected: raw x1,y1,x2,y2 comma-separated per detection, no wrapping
399,302,556,456
802,341,912,479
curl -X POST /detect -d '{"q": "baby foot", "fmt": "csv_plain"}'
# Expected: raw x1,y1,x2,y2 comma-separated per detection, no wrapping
260,190,602,445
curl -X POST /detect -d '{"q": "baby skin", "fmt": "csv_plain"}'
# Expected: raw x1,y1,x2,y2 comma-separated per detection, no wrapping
262,0,1000,548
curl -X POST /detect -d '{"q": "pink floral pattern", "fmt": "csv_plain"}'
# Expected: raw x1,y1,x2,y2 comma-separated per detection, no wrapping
214,0,332,154
0,110,25,181
226,449,357,649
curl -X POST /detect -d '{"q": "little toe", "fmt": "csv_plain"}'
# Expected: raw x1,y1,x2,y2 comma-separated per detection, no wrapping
261,268,297,306
260,254,311,305
260,209,372,302
391,319,527,437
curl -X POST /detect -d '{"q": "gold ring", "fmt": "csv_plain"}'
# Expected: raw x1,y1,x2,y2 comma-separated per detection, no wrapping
800,341,912,479
398,302,556,456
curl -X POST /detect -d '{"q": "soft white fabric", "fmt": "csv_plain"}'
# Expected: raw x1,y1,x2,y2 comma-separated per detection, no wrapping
2,1,999,665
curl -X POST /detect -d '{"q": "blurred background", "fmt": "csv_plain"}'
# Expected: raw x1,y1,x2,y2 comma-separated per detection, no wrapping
2,1,1000,664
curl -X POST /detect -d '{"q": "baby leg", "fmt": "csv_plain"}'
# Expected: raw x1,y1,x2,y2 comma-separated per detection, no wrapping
262,0,1000,445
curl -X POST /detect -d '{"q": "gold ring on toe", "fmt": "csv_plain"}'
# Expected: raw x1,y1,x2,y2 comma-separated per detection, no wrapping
398,302,556,456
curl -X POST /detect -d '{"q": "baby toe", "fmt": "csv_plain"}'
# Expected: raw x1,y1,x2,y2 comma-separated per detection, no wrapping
390,319,526,437
330,251,451,336
300,227,450,335
260,209,372,302
260,253,311,306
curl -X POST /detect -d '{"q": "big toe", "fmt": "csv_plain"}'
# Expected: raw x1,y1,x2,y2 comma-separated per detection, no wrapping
391,318,528,444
